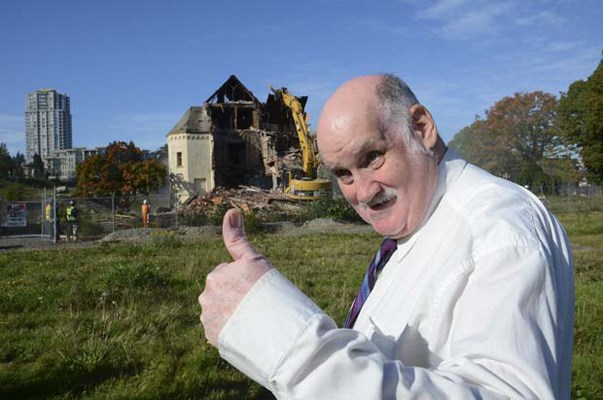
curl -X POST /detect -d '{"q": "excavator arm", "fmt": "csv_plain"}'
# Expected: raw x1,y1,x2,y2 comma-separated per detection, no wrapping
270,86,317,179
270,85,331,200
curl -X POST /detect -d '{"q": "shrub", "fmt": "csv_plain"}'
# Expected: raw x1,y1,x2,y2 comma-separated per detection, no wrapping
3,183,25,201
76,216,109,239
178,203,230,227
301,197,362,223
243,209,263,235
148,230,183,248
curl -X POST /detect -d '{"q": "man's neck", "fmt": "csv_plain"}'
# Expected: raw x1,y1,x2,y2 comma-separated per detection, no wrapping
434,137,447,164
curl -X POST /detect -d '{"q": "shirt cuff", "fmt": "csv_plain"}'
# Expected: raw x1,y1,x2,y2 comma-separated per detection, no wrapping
218,268,323,387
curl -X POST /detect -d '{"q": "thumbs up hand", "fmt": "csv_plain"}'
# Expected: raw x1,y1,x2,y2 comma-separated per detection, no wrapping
199,208,273,346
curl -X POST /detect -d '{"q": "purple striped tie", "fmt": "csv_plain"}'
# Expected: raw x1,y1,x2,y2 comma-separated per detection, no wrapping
343,238,398,329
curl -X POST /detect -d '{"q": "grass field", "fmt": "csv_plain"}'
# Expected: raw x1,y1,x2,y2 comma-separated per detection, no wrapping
1,211,601,399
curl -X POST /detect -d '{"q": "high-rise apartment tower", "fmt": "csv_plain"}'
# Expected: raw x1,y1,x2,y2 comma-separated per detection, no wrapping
25,89,72,164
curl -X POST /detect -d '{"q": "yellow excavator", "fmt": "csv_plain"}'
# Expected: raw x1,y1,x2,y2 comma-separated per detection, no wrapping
270,86,332,200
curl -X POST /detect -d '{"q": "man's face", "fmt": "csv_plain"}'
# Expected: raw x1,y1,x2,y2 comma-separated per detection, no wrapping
317,101,438,239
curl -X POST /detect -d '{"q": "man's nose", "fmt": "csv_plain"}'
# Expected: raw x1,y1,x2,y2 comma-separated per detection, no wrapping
355,172,379,204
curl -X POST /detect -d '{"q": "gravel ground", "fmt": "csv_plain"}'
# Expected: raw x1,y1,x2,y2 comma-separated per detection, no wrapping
0,219,373,252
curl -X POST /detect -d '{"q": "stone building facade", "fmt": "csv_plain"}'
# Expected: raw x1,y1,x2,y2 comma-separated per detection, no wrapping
167,75,304,204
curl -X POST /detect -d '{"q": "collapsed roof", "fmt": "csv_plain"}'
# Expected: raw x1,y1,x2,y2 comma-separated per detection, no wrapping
168,75,306,190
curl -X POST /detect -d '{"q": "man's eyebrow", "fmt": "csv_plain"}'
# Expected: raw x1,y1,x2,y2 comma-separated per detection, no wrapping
322,138,385,170
350,139,383,158
322,160,339,171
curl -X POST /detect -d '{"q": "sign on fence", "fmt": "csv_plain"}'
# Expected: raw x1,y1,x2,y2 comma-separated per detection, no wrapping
2,202,28,227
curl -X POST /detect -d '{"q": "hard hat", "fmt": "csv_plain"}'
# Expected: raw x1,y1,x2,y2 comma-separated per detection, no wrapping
70,200,74,205
143,199,148,204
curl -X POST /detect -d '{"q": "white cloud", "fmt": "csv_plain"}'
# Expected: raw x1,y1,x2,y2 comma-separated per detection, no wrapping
0,113,24,155
484,41,599,91
418,0,469,19
408,0,571,44
514,9,564,27
438,3,513,40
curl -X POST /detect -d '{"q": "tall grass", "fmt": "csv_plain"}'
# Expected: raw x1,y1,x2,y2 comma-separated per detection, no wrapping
0,212,601,399
557,212,603,399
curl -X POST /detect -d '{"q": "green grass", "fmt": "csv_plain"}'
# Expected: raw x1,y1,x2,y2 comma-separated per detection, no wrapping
0,212,601,399
557,212,603,399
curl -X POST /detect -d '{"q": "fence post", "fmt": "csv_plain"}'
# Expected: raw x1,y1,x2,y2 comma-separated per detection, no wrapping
41,188,46,240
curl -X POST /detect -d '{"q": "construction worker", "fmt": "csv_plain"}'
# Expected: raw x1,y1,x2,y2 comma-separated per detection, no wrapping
141,199,151,227
44,201,53,237
65,200,80,241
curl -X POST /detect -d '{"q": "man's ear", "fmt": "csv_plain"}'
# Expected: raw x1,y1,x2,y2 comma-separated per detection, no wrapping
410,104,438,150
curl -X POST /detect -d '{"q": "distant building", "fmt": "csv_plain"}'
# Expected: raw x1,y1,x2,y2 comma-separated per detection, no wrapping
46,147,104,181
167,75,303,204
25,89,72,165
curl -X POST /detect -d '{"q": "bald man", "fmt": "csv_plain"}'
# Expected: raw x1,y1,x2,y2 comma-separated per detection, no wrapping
199,74,574,399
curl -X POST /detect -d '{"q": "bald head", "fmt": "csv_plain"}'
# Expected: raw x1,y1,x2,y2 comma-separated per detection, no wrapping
317,76,382,147
317,74,436,156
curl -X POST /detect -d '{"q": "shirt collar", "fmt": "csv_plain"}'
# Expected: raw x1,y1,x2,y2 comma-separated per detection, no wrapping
396,148,467,245
427,148,466,218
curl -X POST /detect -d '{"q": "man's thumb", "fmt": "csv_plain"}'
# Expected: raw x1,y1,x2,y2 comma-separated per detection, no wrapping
222,208,258,261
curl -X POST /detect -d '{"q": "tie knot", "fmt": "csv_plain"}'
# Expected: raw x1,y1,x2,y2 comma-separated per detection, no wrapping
380,238,397,258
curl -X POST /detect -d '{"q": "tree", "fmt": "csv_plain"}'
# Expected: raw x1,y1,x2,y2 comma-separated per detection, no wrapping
149,144,168,161
449,91,576,193
0,143,12,179
32,153,45,179
122,159,167,196
75,154,105,196
557,61,603,185
447,118,504,174
76,141,167,207
1,146,34,181
12,152,26,179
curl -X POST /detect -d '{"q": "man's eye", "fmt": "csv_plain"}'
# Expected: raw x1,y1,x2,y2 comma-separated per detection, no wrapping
334,169,353,184
366,151,384,167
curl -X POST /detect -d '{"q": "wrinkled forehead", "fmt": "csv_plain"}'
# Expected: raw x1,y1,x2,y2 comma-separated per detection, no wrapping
320,134,385,170
318,113,392,172
318,110,377,154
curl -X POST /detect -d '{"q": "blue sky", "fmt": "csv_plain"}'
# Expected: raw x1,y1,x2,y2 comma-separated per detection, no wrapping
1,0,601,156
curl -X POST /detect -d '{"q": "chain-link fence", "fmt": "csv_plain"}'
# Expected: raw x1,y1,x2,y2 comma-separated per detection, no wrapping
0,199,47,237
0,192,176,242
543,184,603,214
1,185,602,244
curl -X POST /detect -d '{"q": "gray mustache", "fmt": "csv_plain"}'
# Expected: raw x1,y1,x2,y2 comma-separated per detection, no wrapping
362,187,398,208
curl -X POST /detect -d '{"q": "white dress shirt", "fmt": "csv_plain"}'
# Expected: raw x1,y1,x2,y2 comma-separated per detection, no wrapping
218,150,574,399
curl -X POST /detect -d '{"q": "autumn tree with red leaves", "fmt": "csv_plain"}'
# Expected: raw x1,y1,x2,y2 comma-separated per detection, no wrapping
449,91,579,194
76,141,167,207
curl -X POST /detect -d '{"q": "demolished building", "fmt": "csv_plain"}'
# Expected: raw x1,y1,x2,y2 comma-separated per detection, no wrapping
167,75,307,204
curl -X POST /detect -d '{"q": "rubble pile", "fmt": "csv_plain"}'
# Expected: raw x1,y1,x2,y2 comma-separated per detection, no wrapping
178,186,300,218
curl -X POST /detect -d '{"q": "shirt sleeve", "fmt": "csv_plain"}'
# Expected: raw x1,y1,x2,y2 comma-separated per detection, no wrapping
218,243,572,399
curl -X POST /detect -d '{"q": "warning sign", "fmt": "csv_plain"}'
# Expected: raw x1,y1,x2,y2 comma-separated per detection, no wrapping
2,202,27,227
